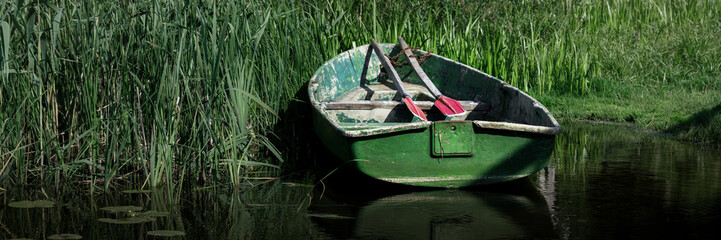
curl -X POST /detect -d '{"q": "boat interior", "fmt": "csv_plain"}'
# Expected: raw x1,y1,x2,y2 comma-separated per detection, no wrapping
323,80,493,124
309,44,560,134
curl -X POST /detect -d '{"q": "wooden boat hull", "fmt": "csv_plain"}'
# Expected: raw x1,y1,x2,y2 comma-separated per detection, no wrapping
309,43,560,188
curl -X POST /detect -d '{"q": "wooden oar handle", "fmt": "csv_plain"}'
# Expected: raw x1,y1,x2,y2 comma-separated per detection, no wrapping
370,39,409,98
370,39,427,121
359,46,374,85
397,37,443,98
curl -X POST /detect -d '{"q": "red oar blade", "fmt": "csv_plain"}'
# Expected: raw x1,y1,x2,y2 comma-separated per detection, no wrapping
435,96,467,117
402,97,428,121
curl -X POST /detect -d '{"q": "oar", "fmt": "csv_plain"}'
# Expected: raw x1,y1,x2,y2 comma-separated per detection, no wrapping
369,38,427,121
397,37,467,117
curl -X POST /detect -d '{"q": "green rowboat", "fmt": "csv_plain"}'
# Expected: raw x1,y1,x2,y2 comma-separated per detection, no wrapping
308,42,561,188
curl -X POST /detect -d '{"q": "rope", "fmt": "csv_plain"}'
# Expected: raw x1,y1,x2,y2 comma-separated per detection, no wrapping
384,46,433,67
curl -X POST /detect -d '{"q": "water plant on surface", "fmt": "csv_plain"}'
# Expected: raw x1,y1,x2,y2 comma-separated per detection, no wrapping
97,217,156,225
7,200,55,208
147,230,186,237
47,234,82,240
99,206,143,213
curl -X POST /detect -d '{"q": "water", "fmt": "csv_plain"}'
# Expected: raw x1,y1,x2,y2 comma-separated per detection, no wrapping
1,122,720,239
539,123,721,239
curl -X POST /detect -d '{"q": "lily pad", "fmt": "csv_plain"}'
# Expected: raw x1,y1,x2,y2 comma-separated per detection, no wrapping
8,200,55,208
98,216,156,224
139,210,170,217
147,230,186,237
100,205,143,213
47,233,82,239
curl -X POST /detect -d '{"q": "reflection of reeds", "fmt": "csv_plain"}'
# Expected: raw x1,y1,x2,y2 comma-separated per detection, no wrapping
550,121,721,181
550,123,638,175
1,0,719,188
189,182,316,239
551,123,601,175
1,183,315,239
540,123,721,239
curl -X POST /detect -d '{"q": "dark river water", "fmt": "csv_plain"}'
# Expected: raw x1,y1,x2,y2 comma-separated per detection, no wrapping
2,122,720,239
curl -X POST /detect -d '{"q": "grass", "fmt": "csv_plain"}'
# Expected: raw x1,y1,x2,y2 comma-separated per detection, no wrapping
0,0,719,188
0,0,286,188
533,0,721,143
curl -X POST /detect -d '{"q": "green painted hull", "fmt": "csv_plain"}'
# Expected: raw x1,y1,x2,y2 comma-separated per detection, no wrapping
309,43,561,188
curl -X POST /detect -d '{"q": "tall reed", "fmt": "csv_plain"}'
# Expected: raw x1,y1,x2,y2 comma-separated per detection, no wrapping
1,0,719,187
0,0,286,188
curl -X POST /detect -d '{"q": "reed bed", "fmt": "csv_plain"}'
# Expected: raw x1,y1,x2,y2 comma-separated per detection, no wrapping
1,0,719,188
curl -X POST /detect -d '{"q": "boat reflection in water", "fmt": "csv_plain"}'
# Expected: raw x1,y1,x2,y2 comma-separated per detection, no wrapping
310,178,556,239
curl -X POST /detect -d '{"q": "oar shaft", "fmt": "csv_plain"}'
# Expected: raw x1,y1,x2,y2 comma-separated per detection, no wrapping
397,37,443,98
369,39,409,97
359,46,374,85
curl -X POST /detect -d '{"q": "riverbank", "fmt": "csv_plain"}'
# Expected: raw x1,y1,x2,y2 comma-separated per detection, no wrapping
1,0,718,188
537,82,721,144
533,0,721,143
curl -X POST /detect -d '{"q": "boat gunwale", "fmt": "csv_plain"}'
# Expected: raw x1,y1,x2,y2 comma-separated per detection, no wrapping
309,44,562,138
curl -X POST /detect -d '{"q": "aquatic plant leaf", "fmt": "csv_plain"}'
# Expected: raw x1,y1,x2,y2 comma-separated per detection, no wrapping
47,233,82,239
98,216,156,224
139,210,170,217
100,205,143,213
8,200,55,208
228,88,278,117
258,135,284,163
147,230,186,237
1,21,9,77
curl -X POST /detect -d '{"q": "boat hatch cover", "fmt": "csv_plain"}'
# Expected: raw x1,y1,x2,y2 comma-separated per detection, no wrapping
432,121,473,157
